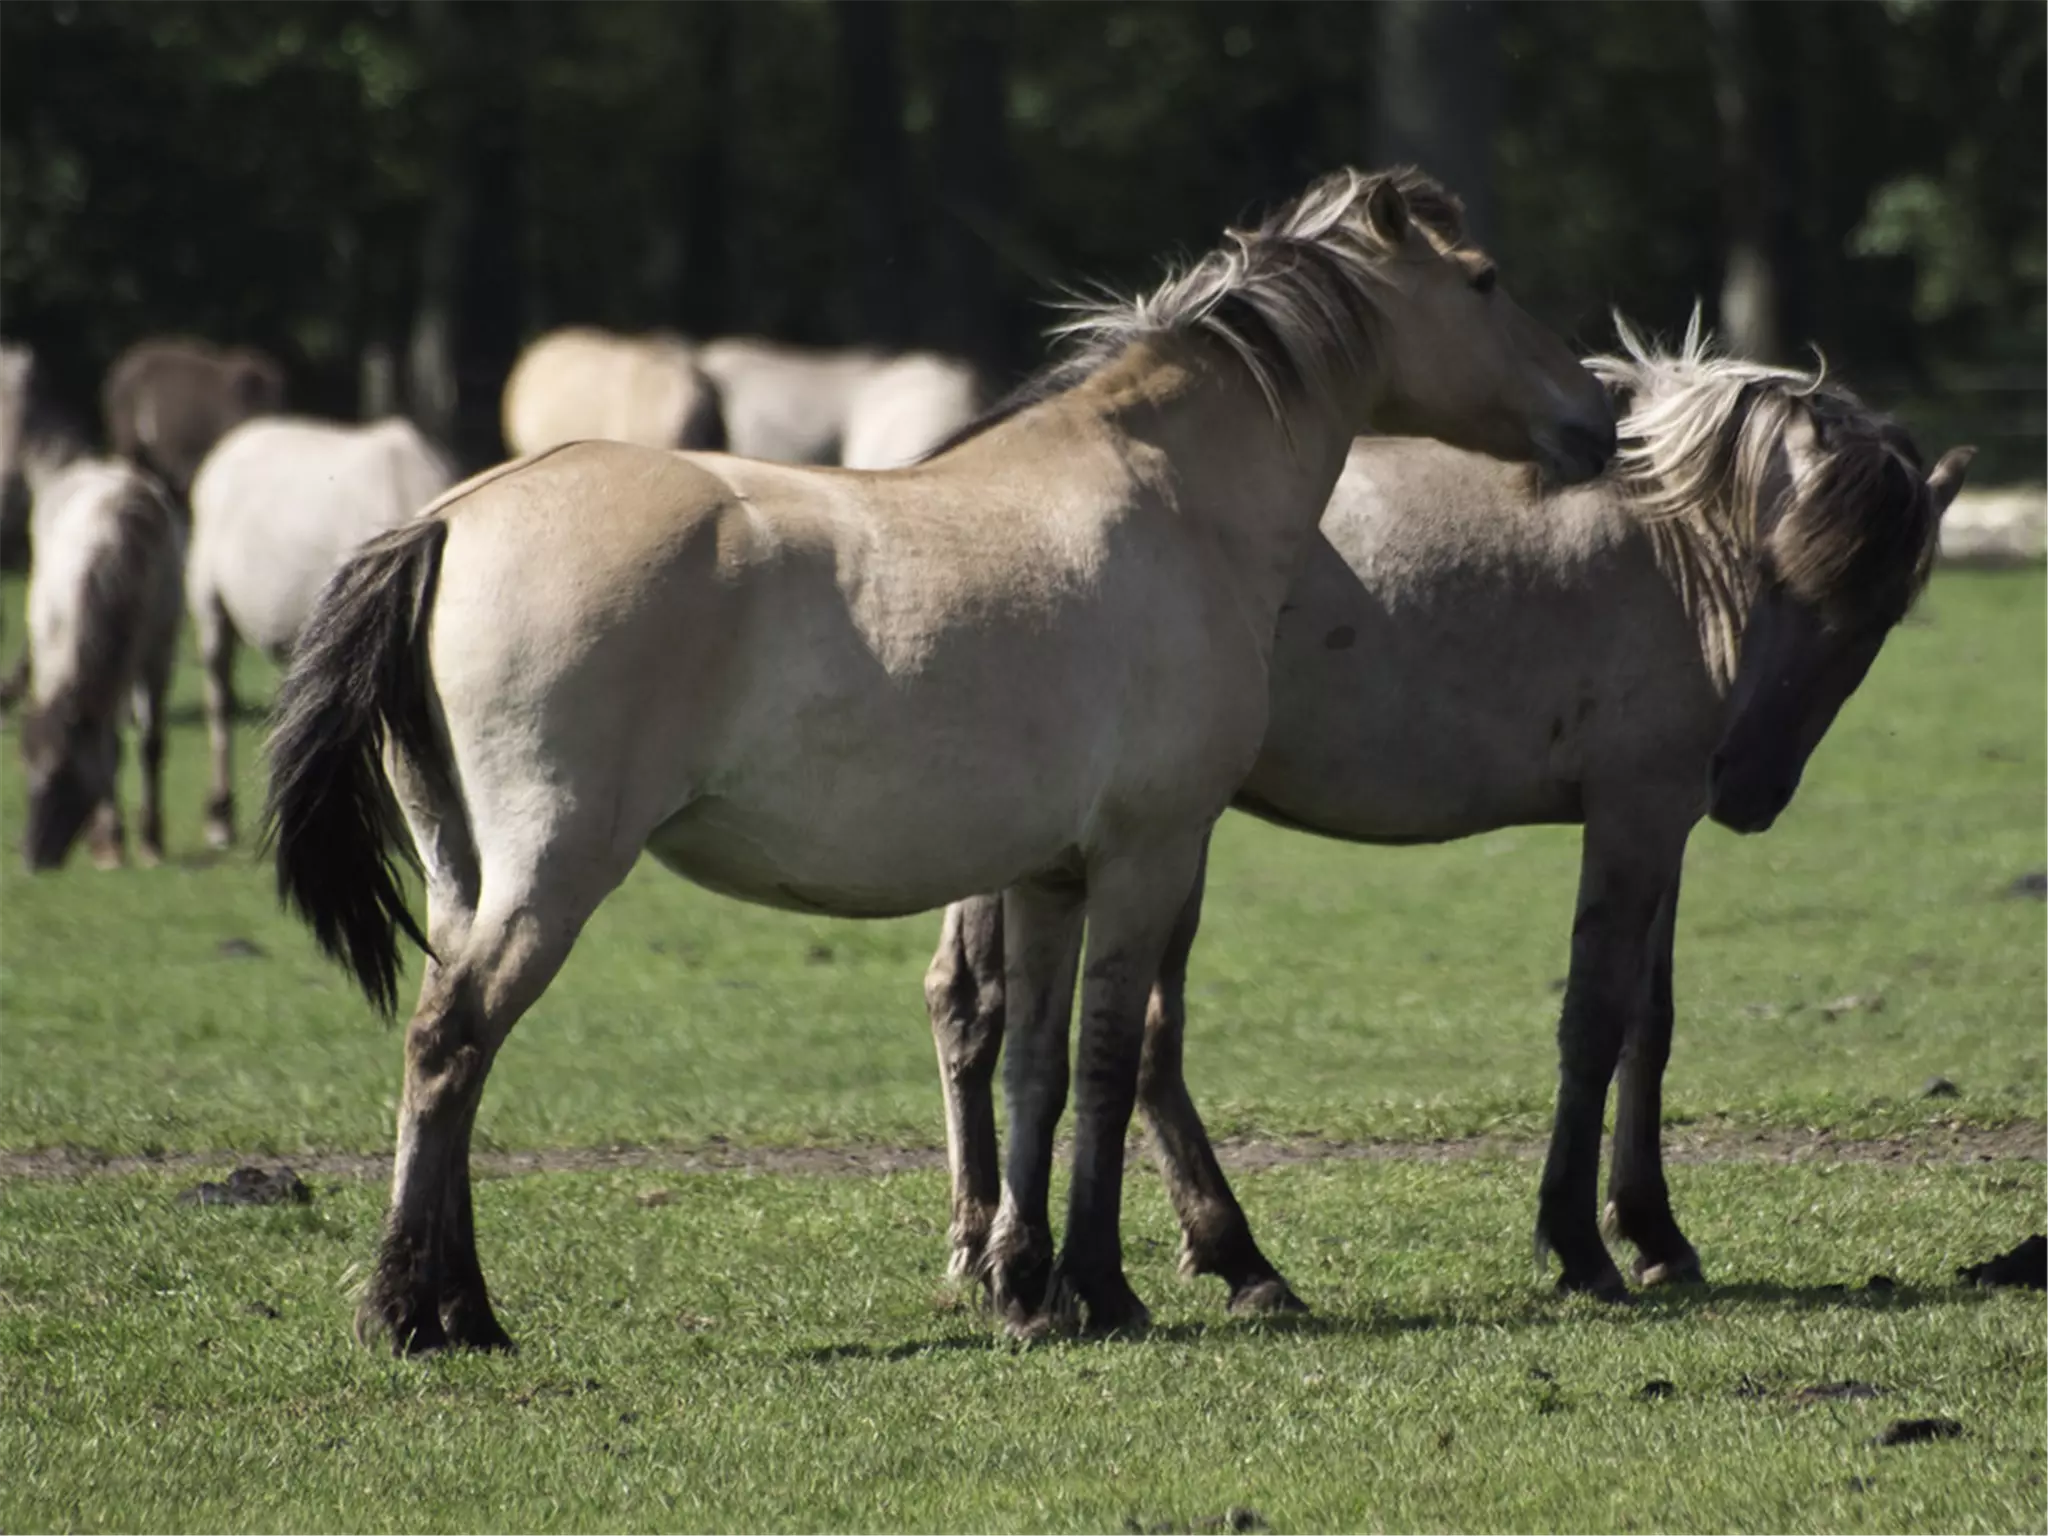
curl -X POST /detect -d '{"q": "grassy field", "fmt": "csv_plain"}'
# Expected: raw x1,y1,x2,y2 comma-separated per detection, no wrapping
0,568,2043,1532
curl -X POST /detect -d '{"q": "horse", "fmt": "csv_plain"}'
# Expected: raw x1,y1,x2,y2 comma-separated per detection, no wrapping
264,166,1614,1355
923,315,1971,1314
695,339,983,466
102,337,286,503
188,415,454,849
15,407,185,871
501,328,726,457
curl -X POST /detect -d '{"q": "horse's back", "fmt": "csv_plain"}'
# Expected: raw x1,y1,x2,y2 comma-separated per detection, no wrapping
191,416,450,651
26,459,182,703
840,354,983,470
503,328,721,454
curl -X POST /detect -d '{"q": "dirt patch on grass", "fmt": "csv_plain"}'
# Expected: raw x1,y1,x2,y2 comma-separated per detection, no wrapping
2,1122,2039,1184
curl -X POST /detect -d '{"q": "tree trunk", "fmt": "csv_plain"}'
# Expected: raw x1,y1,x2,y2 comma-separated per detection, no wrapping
408,0,526,471
673,2,734,340
834,0,914,349
1705,0,1782,360
1370,1,1500,248
931,1,1012,373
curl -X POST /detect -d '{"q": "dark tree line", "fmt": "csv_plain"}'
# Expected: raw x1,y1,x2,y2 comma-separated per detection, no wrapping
3,0,2040,476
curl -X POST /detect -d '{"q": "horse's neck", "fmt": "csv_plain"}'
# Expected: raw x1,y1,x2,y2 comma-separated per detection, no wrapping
1068,338,1357,631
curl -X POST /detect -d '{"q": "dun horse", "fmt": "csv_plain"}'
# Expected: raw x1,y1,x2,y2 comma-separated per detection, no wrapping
926,316,1970,1311
189,416,453,848
10,367,185,871
501,328,727,456
103,337,286,502
266,168,1614,1353
697,339,983,467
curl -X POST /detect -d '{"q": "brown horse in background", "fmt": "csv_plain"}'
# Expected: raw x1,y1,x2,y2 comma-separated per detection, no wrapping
103,337,285,503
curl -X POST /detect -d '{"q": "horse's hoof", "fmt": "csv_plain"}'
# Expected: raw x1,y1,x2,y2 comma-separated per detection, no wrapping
441,1301,518,1353
136,844,164,870
356,1305,449,1357
1055,1263,1149,1336
1227,1276,1310,1318
1634,1250,1705,1288
204,823,234,852
1556,1268,1634,1305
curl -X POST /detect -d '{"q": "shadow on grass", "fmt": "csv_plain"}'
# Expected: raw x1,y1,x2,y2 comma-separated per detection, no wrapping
792,1280,2005,1363
1632,1278,1999,1315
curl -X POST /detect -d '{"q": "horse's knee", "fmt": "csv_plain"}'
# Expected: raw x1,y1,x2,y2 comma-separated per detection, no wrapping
403,983,495,1113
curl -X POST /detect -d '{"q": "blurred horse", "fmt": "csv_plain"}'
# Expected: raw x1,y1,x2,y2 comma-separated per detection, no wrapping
102,337,285,503
188,416,453,848
501,328,726,457
16,414,185,871
697,338,983,466
263,166,1613,1355
925,315,1971,1312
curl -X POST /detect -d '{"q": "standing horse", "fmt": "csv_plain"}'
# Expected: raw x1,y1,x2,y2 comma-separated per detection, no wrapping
265,167,1614,1354
102,337,286,503
189,415,453,848
16,411,185,870
501,328,726,456
925,317,1970,1312
695,339,983,466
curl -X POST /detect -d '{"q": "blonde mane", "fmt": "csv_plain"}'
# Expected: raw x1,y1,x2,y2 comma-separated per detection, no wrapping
926,167,1466,458
1588,311,1941,683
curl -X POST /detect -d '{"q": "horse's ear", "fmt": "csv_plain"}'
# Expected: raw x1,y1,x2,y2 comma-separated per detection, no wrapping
1926,445,1975,518
1363,179,1411,245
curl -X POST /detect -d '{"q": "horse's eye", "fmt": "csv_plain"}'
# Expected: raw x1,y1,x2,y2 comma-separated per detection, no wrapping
1471,266,1497,295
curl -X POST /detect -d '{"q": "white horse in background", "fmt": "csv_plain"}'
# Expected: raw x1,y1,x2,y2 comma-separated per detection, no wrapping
12,370,185,871
501,328,726,457
696,338,984,467
187,415,454,848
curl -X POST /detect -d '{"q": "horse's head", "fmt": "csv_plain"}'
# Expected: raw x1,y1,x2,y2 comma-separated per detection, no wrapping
1708,413,1970,834
19,703,117,872
1353,173,1614,486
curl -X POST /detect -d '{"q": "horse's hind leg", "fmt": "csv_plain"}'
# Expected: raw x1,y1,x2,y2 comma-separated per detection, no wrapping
361,886,595,1355
1603,875,1703,1286
1136,841,1304,1316
86,737,127,870
924,896,1006,1283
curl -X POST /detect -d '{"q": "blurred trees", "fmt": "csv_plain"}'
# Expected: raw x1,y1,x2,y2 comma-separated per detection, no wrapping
1,0,2040,474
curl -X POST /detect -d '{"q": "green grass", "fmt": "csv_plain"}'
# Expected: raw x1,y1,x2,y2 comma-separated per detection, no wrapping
2,1161,2041,1533
1,570,2041,1155
0,569,2041,1533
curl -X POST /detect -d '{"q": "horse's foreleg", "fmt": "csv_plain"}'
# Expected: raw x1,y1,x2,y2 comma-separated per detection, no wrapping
924,896,1006,1284
86,734,126,870
984,877,1084,1336
1535,819,1677,1301
1604,875,1703,1285
1136,840,1305,1316
197,597,237,849
1047,836,1210,1336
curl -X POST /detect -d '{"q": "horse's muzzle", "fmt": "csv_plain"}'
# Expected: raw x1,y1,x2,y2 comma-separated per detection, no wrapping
1538,418,1618,487
1706,750,1795,835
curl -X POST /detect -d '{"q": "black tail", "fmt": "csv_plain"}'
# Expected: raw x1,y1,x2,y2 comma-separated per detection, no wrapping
262,518,448,1016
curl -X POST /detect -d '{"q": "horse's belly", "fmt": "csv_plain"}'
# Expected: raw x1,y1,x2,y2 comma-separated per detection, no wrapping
643,788,1082,919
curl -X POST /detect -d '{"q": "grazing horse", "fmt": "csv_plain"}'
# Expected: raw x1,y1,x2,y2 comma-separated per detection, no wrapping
102,337,285,502
265,167,1614,1354
16,414,185,870
188,416,453,848
696,339,983,466
501,327,727,456
925,316,1970,1312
